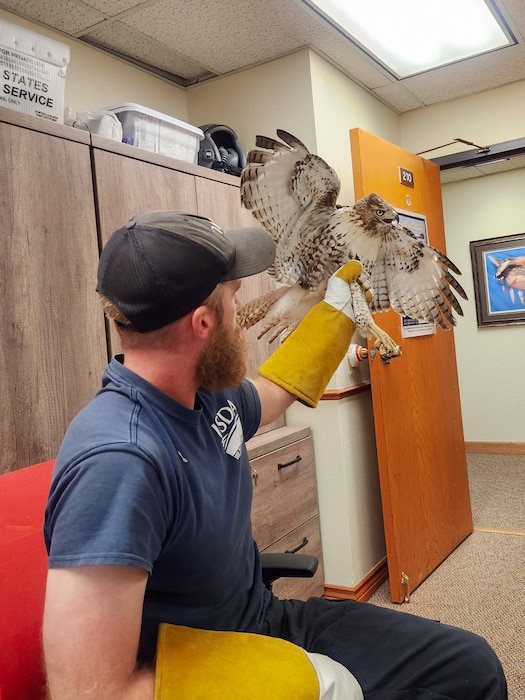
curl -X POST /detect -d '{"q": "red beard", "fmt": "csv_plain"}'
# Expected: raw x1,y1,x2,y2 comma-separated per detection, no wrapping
197,321,248,392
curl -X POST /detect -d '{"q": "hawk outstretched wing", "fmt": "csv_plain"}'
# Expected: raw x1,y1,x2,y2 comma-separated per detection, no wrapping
240,129,467,359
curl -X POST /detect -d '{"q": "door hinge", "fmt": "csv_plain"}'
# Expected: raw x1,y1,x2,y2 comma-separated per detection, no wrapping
401,572,411,603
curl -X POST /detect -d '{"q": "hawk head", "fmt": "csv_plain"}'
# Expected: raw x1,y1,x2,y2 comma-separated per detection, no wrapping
353,193,398,235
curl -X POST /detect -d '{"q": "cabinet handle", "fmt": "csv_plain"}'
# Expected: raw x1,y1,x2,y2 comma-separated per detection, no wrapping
277,455,301,471
285,537,309,554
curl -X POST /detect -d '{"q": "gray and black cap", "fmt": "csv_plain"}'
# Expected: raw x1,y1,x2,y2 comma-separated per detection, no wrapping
97,210,275,332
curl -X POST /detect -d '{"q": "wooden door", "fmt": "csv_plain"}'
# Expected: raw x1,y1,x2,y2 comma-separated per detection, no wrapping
350,128,472,602
0,119,107,472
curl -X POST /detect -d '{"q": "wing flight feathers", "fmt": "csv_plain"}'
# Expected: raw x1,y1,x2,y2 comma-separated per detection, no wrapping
241,132,340,246
370,226,466,327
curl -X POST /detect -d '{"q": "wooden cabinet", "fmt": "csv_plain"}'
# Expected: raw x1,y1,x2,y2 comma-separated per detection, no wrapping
0,107,323,592
248,426,325,599
0,110,107,473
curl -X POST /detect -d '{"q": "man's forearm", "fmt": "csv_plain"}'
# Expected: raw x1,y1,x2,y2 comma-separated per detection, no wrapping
46,668,155,700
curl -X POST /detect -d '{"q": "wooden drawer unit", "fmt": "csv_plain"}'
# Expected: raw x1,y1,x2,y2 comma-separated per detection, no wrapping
266,516,324,600
247,426,324,599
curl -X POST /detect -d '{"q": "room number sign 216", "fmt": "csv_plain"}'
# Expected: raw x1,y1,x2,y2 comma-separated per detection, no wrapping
399,166,414,188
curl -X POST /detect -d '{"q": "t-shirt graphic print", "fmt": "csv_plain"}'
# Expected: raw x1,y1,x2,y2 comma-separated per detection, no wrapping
211,399,244,459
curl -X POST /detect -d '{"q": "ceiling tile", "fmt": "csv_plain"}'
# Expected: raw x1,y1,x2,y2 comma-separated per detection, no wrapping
497,0,525,38
400,44,525,106
118,0,313,74
81,0,153,15
84,21,210,79
372,82,424,113
1,0,105,35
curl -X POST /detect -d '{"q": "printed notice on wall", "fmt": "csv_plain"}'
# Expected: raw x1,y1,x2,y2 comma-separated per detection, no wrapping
397,210,437,338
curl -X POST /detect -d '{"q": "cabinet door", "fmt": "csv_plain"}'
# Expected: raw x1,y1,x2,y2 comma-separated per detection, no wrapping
0,123,107,472
92,149,199,355
93,149,198,238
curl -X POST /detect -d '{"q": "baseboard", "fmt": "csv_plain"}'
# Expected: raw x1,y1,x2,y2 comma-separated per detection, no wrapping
465,441,525,455
324,557,388,602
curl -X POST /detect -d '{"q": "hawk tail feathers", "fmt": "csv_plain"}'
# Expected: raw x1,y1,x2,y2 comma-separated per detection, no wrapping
238,286,289,330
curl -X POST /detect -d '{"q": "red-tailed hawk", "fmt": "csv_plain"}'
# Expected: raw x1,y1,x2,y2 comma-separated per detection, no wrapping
239,129,467,361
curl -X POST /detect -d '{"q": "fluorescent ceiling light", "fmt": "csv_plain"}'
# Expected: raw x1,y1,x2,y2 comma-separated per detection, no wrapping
302,0,515,78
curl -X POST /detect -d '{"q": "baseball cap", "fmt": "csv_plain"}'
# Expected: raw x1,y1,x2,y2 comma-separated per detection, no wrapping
97,210,276,332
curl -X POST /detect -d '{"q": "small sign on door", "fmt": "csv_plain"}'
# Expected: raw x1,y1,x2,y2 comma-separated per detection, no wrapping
399,166,414,188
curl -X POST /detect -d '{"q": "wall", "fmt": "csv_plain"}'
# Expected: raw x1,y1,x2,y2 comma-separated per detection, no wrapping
309,52,401,205
400,80,525,157
0,14,386,587
187,49,317,161
285,53,404,586
400,82,525,443
439,169,525,442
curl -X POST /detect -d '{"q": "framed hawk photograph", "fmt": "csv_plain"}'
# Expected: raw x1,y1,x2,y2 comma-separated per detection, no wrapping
470,233,525,327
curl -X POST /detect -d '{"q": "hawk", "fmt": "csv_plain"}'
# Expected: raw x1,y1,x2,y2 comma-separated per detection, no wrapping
239,129,467,361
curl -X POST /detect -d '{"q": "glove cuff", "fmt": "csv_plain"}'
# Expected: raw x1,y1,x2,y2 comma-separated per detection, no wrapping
258,301,355,407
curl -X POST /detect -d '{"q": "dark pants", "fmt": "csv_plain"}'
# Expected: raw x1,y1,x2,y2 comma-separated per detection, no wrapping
262,596,507,699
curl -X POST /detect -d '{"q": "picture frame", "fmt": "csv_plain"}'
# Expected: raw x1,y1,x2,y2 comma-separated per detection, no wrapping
469,233,525,327
397,209,436,338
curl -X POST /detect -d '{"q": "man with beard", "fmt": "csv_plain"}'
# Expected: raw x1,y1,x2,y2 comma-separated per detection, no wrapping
43,211,507,700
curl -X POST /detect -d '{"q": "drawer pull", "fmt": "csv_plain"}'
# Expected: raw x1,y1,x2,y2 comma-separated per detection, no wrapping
285,537,309,554
277,455,302,471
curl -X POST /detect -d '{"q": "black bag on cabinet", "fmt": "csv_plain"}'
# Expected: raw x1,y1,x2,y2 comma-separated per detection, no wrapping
198,124,246,176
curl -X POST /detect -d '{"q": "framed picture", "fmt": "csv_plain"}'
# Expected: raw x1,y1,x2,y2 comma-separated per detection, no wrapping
470,233,525,327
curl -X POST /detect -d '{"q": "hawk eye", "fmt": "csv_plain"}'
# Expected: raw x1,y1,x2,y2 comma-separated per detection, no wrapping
376,209,384,216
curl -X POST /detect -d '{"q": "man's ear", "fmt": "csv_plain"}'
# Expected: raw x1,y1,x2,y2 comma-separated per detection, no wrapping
190,304,217,340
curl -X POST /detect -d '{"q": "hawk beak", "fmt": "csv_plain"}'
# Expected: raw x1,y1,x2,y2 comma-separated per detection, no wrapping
388,209,399,223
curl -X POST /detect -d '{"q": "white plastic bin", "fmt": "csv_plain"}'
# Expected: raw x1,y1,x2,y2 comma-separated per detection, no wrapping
107,103,204,163
0,19,70,123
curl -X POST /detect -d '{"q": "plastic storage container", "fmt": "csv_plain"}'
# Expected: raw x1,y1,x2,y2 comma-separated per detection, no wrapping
0,19,70,124
107,103,204,163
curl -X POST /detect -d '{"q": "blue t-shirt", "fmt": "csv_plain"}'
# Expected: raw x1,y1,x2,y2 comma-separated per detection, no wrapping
44,356,272,663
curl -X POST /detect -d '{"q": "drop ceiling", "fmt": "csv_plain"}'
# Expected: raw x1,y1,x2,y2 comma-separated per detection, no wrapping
1,0,524,114
2,0,525,181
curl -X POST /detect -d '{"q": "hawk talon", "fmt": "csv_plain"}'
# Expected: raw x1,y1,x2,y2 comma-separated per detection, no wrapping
379,347,402,364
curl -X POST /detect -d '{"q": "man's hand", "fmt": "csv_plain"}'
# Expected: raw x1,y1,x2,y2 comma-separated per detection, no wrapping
257,260,363,408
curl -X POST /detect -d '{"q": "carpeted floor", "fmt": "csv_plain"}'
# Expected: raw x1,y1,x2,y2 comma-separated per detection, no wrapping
368,453,525,699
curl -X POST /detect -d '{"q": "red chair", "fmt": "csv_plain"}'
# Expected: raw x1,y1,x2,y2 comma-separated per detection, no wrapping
0,460,55,700
0,459,317,700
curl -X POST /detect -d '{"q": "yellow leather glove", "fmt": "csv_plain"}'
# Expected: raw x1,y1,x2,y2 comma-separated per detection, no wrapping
258,260,363,407
154,623,319,700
